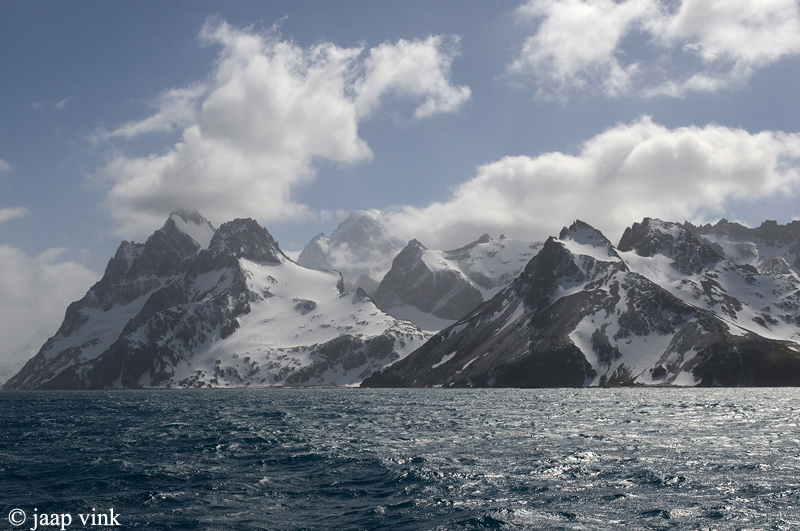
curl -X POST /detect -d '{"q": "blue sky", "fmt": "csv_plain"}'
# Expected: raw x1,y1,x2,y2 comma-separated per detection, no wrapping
2,0,800,379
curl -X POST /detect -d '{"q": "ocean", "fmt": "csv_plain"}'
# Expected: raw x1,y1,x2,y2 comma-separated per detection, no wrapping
1,388,799,530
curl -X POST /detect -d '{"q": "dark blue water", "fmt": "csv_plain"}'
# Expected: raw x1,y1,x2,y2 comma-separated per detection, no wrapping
2,388,799,530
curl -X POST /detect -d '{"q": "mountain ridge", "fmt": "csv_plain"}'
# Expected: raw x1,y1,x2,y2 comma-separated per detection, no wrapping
7,212,800,389
362,219,800,388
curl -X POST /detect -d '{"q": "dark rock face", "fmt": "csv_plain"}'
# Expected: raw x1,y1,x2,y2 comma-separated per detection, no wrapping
5,214,269,390
6,212,216,390
373,240,483,321
619,218,722,274
363,219,800,388
207,218,284,264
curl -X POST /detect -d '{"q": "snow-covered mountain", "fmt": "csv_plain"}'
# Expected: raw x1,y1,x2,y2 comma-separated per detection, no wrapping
362,220,800,388
297,209,406,293
372,234,542,330
4,212,429,389
620,218,800,343
10,211,800,390
687,218,800,275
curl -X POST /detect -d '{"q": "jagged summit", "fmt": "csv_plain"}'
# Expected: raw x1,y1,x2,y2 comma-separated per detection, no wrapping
619,217,721,274
759,255,795,278
207,218,284,263
693,218,800,243
688,218,800,274
558,220,621,263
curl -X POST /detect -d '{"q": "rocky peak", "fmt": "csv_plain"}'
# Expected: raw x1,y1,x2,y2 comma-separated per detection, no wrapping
619,218,678,255
619,218,721,274
208,218,283,264
108,213,207,279
519,237,585,303
516,222,626,311
373,238,485,322
559,220,618,257
559,220,604,241
386,239,427,274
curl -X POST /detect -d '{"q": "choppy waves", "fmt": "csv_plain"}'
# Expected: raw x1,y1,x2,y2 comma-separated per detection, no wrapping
2,388,799,529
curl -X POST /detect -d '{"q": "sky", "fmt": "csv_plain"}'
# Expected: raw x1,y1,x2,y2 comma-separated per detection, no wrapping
1,0,800,379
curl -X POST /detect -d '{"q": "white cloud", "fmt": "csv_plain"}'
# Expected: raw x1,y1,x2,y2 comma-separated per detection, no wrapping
0,207,29,224
0,158,11,174
510,0,800,98
97,19,470,236
509,0,655,98
388,117,800,248
0,246,99,385
99,85,206,140
654,0,800,66
355,36,471,119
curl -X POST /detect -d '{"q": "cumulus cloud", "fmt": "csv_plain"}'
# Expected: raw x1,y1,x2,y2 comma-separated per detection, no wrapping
510,0,800,99
509,0,655,98
388,117,800,248
355,36,471,118
97,19,470,236
0,246,99,384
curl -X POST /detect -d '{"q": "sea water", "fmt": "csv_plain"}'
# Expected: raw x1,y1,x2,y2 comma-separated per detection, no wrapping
1,388,799,530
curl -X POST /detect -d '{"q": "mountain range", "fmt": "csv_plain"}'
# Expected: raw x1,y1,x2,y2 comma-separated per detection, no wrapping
363,218,800,387
4,211,427,389
5,212,800,389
